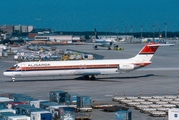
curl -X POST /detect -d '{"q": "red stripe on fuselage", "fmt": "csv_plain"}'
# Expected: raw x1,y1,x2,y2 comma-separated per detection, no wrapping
9,62,151,71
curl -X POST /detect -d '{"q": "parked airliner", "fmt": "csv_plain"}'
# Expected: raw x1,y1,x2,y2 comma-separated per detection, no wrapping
93,28,117,50
3,43,172,82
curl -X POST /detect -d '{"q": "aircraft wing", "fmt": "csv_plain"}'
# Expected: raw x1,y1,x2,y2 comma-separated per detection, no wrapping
73,70,101,75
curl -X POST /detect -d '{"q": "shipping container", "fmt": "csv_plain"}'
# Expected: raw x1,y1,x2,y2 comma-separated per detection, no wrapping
12,104,36,115
40,101,59,109
77,96,92,112
0,102,8,109
0,98,14,102
168,108,179,120
0,112,15,116
7,101,28,109
30,111,52,120
115,111,132,120
0,112,30,120
50,106,75,120
49,90,68,104
0,99,15,109
14,97,37,104
0,109,16,114
30,100,48,108
8,93,29,100
65,93,77,107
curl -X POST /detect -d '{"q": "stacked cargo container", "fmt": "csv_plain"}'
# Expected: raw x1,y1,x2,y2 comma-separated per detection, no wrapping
30,100,48,108
0,112,30,120
65,93,78,107
49,90,68,104
76,96,92,112
0,91,93,120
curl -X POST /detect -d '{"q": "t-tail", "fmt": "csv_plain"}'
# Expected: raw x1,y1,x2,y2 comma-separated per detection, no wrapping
94,28,99,39
131,42,160,61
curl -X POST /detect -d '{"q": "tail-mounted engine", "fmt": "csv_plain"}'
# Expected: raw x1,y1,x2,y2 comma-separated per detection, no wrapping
117,64,136,73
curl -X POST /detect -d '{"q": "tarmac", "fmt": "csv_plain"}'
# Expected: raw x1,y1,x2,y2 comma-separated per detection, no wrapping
0,43,179,120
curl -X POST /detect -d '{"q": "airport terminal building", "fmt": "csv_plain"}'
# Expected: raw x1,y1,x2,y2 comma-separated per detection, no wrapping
34,35,84,44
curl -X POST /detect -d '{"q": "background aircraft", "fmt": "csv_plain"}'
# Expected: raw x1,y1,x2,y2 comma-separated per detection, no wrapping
93,28,117,50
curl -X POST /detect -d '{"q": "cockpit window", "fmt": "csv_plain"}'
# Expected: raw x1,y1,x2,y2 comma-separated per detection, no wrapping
11,64,19,69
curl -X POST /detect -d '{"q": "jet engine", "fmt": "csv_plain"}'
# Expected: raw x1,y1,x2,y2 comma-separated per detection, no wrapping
118,64,135,71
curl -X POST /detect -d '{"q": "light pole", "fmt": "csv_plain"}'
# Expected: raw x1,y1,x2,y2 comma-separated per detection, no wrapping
152,24,155,41
130,26,133,36
125,26,127,35
116,27,119,40
125,26,127,41
158,24,160,38
140,25,143,38
109,27,111,39
164,22,167,39
105,28,107,38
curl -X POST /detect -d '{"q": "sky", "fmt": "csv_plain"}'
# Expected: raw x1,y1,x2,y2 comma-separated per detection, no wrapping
0,0,179,32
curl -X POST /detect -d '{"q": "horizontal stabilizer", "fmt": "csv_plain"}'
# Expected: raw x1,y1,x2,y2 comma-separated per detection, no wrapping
148,43,174,47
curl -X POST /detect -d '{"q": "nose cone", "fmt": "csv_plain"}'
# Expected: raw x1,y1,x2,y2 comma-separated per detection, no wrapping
3,70,12,77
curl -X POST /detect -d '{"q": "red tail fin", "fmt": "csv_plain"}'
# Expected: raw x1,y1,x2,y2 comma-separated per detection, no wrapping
139,42,159,54
132,42,174,61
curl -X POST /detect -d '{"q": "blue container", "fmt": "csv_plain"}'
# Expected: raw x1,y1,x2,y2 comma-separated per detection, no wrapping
13,104,35,114
9,93,30,100
39,112,52,120
14,97,37,104
0,112,29,119
0,102,8,109
0,112,15,120
115,111,132,120
65,93,78,105
77,96,92,108
40,101,59,109
49,90,68,104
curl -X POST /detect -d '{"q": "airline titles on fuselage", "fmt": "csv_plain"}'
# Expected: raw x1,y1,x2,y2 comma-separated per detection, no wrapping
28,63,51,67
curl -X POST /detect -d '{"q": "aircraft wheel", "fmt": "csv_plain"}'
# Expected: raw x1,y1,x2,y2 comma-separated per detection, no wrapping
94,46,98,50
90,75,96,80
12,78,15,82
108,47,111,50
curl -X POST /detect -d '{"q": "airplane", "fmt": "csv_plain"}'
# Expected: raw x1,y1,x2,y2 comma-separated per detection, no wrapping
93,28,117,50
3,42,173,82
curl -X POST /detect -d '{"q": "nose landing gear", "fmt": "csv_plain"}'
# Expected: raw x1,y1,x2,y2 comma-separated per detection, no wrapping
11,77,15,82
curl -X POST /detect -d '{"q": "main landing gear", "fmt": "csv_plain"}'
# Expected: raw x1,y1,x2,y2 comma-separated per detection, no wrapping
94,45,98,50
11,77,15,82
84,75,96,80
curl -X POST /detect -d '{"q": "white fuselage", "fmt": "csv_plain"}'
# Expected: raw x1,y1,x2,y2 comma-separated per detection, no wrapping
4,42,163,80
3,58,150,78
93,39,115,48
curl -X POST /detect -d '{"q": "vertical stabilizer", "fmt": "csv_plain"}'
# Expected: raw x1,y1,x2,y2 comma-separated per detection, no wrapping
94,28,99,39
132,42,159,61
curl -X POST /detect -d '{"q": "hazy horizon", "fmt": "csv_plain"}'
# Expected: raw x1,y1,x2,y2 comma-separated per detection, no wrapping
0,0,179,32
